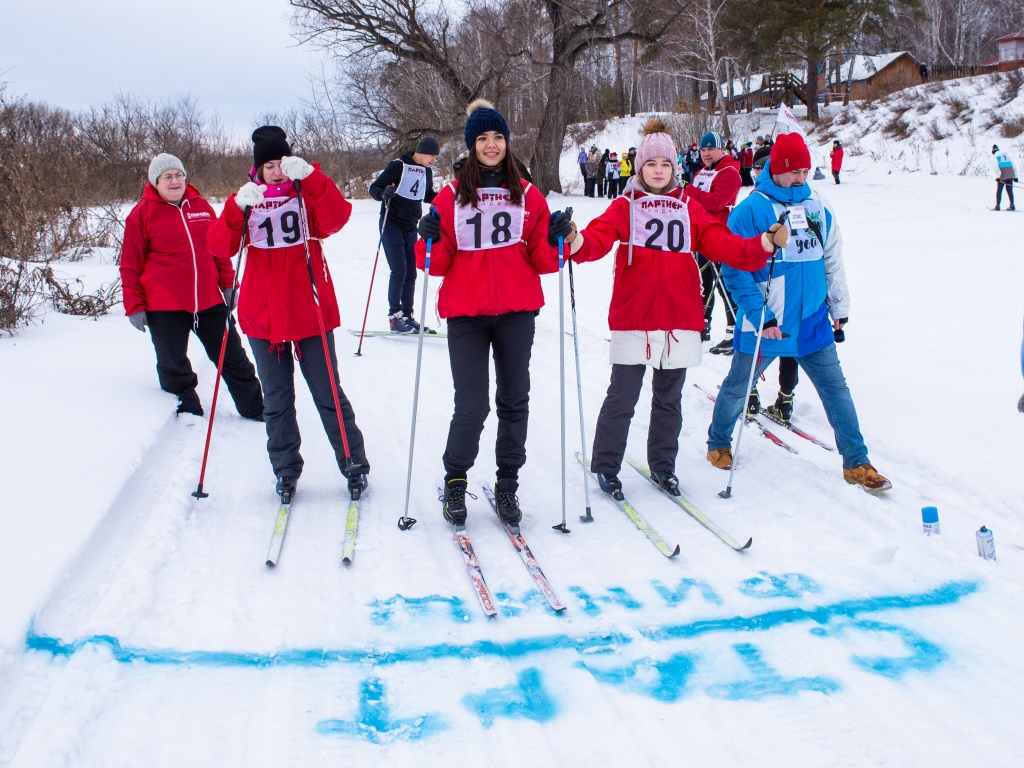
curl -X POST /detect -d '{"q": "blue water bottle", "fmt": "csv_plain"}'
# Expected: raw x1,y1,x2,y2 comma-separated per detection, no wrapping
976,526,996,560
921,506,940,535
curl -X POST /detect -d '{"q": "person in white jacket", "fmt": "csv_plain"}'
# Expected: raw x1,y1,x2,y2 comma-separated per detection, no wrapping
992,145,1016,211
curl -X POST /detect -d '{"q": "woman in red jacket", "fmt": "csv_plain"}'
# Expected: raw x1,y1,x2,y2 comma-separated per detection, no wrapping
207,126,369,503
120,153,263,419
562,119,787,495
830,140,844,184
416,100,560,526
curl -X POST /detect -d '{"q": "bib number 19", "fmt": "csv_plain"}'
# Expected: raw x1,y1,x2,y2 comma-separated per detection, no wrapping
256,210,301,247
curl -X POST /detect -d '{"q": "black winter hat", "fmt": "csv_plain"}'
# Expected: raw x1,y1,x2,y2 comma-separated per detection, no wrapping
252,126,291,170
416,135,441,155
463,99,510,148
752,146,772,170
992,144,999,154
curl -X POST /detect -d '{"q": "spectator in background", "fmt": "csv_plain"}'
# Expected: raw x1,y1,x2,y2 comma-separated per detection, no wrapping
577,146,587,184
584,146,600,198
685,142,701,184
739,141,754,187
620,147,636,194
120,152,264,421
920,63,929,82
830,140,844,185
598,149,610,197
607,151,620,198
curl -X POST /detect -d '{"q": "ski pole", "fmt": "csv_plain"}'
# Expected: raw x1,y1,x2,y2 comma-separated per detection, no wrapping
294,179,361,479
553,207,573,534
193,206,251,500
568,242,594,524
354,201,390,356
399,209,436,531
720,210,789,499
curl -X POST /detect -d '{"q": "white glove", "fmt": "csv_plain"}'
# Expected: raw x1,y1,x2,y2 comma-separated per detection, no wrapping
235,182,266,210
280,156,314,181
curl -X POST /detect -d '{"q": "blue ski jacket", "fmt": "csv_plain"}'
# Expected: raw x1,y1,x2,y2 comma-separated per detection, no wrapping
722,171,850,357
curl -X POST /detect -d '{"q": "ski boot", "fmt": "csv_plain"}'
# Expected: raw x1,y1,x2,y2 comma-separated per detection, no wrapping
402,312,436,335
441,478,470,525
276,476,298,504
389,311,416,334
766,390,794,423
746,387,760,416
494,477,522,526
650,470,680,496
700,325,711,343
347,472,368,500
596,472,624,500
709,327,735,355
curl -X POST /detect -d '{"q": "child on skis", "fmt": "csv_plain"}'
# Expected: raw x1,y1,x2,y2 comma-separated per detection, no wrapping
207,126,370,503
555,118,787,495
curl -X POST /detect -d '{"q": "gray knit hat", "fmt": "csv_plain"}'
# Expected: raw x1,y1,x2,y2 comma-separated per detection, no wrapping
148,153,186,186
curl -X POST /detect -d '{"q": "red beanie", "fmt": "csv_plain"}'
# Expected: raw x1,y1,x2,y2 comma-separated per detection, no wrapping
770,133,811,175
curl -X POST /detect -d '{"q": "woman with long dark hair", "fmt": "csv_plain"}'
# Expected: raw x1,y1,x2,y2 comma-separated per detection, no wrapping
416,100,565,527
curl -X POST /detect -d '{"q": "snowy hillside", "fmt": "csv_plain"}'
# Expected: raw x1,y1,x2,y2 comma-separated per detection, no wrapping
2,89,1024,766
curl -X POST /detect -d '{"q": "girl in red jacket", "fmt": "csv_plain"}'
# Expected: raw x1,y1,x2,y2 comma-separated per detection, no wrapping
207,126,369,503
120,153,263,419
416,100,560,526
562,118,786,495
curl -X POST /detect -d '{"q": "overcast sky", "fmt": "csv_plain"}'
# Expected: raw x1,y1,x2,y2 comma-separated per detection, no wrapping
5,0,322,142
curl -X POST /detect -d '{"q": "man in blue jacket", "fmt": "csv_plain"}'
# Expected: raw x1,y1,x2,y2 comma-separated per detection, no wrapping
705,133,891,493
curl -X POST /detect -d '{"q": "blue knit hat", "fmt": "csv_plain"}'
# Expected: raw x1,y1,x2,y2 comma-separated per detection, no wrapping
464,99,510,149
699,131,725,150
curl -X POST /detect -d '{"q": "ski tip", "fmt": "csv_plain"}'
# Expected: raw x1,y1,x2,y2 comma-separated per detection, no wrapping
265,559,277,567
668,544,681,557
342,556,353,565
737,537,753,551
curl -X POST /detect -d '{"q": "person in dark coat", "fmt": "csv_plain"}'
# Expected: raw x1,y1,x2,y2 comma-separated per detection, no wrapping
369,136,440,333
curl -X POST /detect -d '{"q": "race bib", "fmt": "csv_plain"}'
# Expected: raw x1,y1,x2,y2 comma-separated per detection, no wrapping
247,197,307,249
454,188,525,251
630,194,692,253
692,168,718,192
780,201,824,262
396,164,427,201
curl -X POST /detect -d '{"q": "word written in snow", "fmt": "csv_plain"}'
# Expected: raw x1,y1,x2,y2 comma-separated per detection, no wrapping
316,677,447,743
369,572,816,625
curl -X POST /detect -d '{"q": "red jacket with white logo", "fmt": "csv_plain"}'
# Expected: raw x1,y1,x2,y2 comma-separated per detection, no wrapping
207,165,352,343
682,154,742,226
570,185,769,332
414,181,558,318
120,184,230,316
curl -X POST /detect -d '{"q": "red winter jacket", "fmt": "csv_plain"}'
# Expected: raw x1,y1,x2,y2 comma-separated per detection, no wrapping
570,185,769,332
120,184,232,316
683,154,742,226
740,147,754,169
831,147,844,172
207,165,352,343
414,181,558,318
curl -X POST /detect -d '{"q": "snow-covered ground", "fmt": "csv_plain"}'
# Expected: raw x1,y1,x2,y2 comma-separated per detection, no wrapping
2,113,1024,767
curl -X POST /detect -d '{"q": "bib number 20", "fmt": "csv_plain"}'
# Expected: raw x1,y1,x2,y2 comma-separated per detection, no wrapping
643,218,688,251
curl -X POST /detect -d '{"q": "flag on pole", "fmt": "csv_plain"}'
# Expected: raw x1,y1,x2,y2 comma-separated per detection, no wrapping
775,104,805,137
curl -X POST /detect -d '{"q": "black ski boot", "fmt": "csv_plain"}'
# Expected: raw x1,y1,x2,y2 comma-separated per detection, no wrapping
276,476,297,504
347,472,368,500
596,472,624,500
494,477,522,526
746,387,760,416
766,390,794,423
442,478,469,525
650,470,680,496
709,326,735,355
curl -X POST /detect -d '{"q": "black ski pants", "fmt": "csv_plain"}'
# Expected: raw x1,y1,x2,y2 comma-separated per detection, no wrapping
584,178,596,198
697,254,737,330
147,305,263,418
381,220,418,316
591,364,687,477
997,179,1015,208
249,331,369,481
443,311,535,477
778,356,799,392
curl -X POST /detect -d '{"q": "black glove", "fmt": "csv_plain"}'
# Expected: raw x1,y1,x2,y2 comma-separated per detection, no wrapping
418,210,441,242
548,210,574,247
834,317,848,343
382,185,398,202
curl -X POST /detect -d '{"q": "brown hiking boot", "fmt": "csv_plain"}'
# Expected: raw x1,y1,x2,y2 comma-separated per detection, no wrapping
843,463,892,493
707,448,733,470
